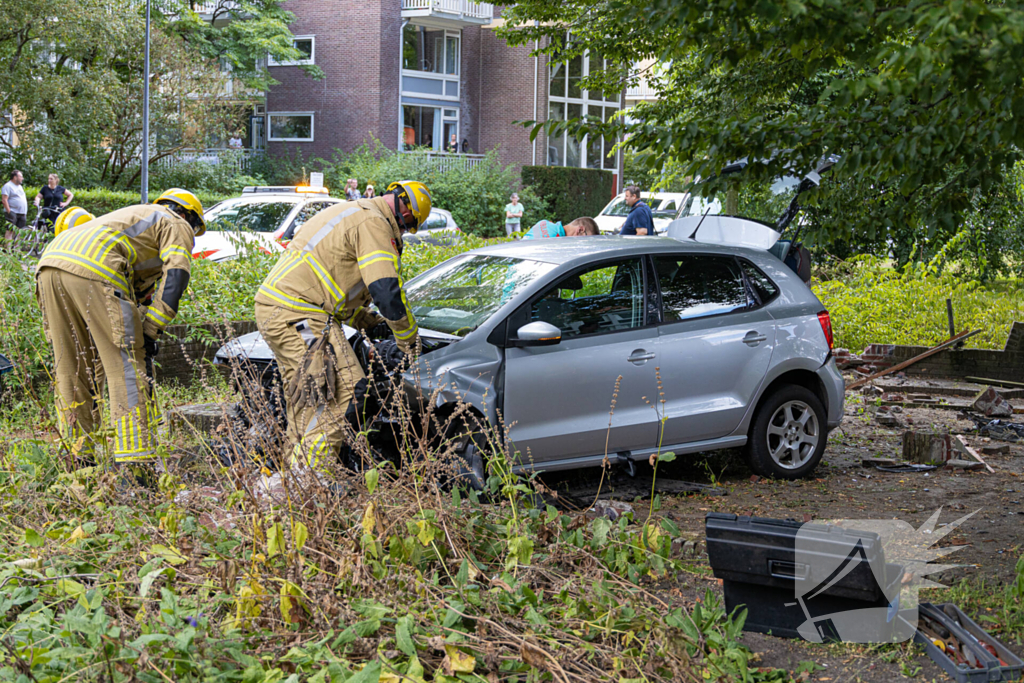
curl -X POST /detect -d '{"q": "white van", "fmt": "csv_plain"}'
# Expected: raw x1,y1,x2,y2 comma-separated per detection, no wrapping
594,191,722,235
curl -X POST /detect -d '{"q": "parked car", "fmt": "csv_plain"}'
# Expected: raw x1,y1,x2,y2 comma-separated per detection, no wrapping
215,228,844,481
193,186,341,262
594,191,723,235
403,208,462,246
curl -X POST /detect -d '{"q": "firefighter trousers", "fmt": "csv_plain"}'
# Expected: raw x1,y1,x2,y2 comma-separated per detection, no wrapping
254,303,363,470
36,268,156,463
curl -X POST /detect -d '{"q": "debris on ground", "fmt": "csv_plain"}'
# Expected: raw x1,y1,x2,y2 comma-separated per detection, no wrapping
875,463,939,473
586,500,634,521
954,435,995,472
970,416,1024,443
982,444,1010,456
944,459,986,471
846,329,982,391
903,431,954,464
861,457,898,468
972,386,1016,418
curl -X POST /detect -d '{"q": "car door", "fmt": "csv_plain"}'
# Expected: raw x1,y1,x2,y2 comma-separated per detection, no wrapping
278,200,336,245
651,253,777,444
503,257,660,464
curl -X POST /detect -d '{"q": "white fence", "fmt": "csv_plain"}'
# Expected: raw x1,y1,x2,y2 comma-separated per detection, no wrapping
420,152,486,172
626,81,660,101
401,0,493,20
153,148,259,172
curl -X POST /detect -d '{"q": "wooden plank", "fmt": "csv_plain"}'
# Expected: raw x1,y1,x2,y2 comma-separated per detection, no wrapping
955,435,995,473
965,376,1024,389
846,330,982,391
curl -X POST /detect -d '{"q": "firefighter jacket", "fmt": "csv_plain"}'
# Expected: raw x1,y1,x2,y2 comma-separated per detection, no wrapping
254,197,418,352
37,204,195,339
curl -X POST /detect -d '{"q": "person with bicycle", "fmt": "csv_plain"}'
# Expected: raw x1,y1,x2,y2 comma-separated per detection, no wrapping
34,175,74,231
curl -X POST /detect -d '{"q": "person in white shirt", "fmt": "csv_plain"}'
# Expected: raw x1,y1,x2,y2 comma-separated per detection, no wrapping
2,170,28,245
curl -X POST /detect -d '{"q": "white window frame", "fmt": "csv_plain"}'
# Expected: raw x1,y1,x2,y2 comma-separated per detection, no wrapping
268,35,315,67
548,39,621,172
402,104,460,151
267,112,314,142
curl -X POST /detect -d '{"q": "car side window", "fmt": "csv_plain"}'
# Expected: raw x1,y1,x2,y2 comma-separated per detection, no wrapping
653,255,749,322
424,211,447,230
739,259,779,305
530,258,646,339
283,201,334,240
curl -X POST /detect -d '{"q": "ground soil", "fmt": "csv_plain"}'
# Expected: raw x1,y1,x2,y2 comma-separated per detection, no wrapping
543,378,1024,682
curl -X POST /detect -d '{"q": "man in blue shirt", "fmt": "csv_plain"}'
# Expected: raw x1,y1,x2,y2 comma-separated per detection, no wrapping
619,185,655,236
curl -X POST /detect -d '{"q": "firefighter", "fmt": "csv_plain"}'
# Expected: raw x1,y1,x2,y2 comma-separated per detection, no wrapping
254,180,429,471
36,189,205,465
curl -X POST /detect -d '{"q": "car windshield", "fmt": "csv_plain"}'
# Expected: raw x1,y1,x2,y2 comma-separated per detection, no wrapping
405,255,556,336
204,198,299,233
601,197,680,219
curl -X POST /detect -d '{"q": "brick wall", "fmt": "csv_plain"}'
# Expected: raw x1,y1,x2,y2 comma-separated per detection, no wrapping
864,343,1024,383
156,321,258,385
267,0,400,159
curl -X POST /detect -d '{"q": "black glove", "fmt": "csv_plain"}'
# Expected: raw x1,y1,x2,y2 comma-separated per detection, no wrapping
368,321,393,341
143,335,159,360
374,339,405,370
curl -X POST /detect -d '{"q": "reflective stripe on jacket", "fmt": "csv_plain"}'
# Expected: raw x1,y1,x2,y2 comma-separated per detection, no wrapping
254,198,418,348
38,204,195,338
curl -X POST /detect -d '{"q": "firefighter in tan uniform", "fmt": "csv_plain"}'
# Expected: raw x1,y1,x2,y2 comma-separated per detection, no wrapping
254,180,430,470
36,189,205,464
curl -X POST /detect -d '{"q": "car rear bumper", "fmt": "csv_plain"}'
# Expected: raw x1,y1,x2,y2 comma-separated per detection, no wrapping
816,356,846,430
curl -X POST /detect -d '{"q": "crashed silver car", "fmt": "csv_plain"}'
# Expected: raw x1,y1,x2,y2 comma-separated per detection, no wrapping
216,225,844,481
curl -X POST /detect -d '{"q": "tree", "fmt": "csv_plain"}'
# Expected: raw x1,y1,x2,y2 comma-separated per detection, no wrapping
498,0,1024,259
0,0,318,187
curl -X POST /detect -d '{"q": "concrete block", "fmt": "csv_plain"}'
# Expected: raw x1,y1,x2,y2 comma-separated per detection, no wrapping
902,431,954,464
973,386,1014,417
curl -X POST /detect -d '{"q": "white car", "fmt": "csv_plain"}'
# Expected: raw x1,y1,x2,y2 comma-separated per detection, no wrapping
193,186,342,262
403,208,462,246
594,191,723,235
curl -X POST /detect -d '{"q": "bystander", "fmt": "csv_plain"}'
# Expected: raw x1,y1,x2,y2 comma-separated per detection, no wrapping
2,170,27,245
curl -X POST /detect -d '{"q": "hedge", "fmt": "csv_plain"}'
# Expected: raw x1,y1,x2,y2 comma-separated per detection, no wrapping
520,166,615,224
20,187,232,218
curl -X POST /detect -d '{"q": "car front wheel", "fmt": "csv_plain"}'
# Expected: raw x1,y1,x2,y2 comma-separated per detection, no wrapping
747,385,826,479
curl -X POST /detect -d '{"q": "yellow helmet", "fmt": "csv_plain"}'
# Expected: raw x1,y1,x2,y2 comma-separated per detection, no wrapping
386,180,432,233
156,188,206,236
54,206,95,235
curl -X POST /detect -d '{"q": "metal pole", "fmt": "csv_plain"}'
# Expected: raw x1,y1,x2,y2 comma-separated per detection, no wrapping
141,0,151,203
398,20,408,151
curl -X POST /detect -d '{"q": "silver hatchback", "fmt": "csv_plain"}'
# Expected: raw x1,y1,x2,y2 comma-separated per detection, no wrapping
401,236,844,479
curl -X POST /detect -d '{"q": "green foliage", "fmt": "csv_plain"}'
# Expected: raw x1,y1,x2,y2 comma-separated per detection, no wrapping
499,0,1024,261
19,188,232,219
521,165,615,224
813,256,1024,352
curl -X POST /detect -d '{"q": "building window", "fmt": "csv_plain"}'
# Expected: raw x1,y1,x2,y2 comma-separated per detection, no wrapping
268,113,313,142
403,105,458,151
548,37,620,172
403,26,459,75
269,36,315,67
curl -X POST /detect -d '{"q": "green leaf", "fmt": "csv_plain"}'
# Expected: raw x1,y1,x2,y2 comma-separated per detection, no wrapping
348,660,382,683
267,522,283,557
140,567,170,598
23,529,44,547
293,522,308,551
148,544,187,566
364,468,379,494
395,615,416,657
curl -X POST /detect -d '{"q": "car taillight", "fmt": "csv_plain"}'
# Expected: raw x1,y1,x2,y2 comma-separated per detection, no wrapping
817,310,834,350
193,249,219,259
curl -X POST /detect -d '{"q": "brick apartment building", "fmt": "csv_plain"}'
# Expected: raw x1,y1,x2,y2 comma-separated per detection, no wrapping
260,0,625,191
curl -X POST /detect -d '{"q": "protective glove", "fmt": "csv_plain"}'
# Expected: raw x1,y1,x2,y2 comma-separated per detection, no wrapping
286,332,338,411
143,335,159,360
368,321,393,341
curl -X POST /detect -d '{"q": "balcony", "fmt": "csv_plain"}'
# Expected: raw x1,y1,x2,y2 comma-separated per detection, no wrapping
401,0,494,29
190,0,244,24
625,81,660,102
153,148,260,172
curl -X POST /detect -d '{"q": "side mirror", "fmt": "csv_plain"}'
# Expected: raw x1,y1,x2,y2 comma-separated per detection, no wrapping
512,321,561,347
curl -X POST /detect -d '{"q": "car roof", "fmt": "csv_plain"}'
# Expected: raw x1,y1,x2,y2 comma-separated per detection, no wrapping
217,194,339,201
469,236,766,265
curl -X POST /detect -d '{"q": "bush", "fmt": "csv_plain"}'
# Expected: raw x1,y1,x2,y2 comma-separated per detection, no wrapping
521,165,615,225
22,188,234,218
327,141,544,237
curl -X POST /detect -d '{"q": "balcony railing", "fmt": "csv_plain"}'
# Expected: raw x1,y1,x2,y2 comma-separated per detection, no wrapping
414,151,486,173
626,81,660,101
401,0,493,22
153,148,260,171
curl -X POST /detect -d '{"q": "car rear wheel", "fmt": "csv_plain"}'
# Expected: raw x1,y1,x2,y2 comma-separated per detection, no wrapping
747,385,826,479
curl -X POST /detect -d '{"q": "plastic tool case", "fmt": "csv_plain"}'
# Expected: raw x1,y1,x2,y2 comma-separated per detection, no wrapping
912,602,1023,682
705,513,904,640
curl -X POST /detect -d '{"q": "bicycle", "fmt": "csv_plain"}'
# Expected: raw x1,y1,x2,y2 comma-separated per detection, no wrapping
11,206,55,257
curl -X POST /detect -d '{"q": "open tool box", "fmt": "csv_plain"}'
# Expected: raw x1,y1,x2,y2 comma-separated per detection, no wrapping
911,603,1022,682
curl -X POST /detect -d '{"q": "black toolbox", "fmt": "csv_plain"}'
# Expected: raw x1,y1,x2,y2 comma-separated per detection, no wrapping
705,513,907,641
911,602,1023,682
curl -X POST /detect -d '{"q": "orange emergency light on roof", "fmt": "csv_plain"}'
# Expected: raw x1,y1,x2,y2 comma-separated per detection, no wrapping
296,185,329,194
